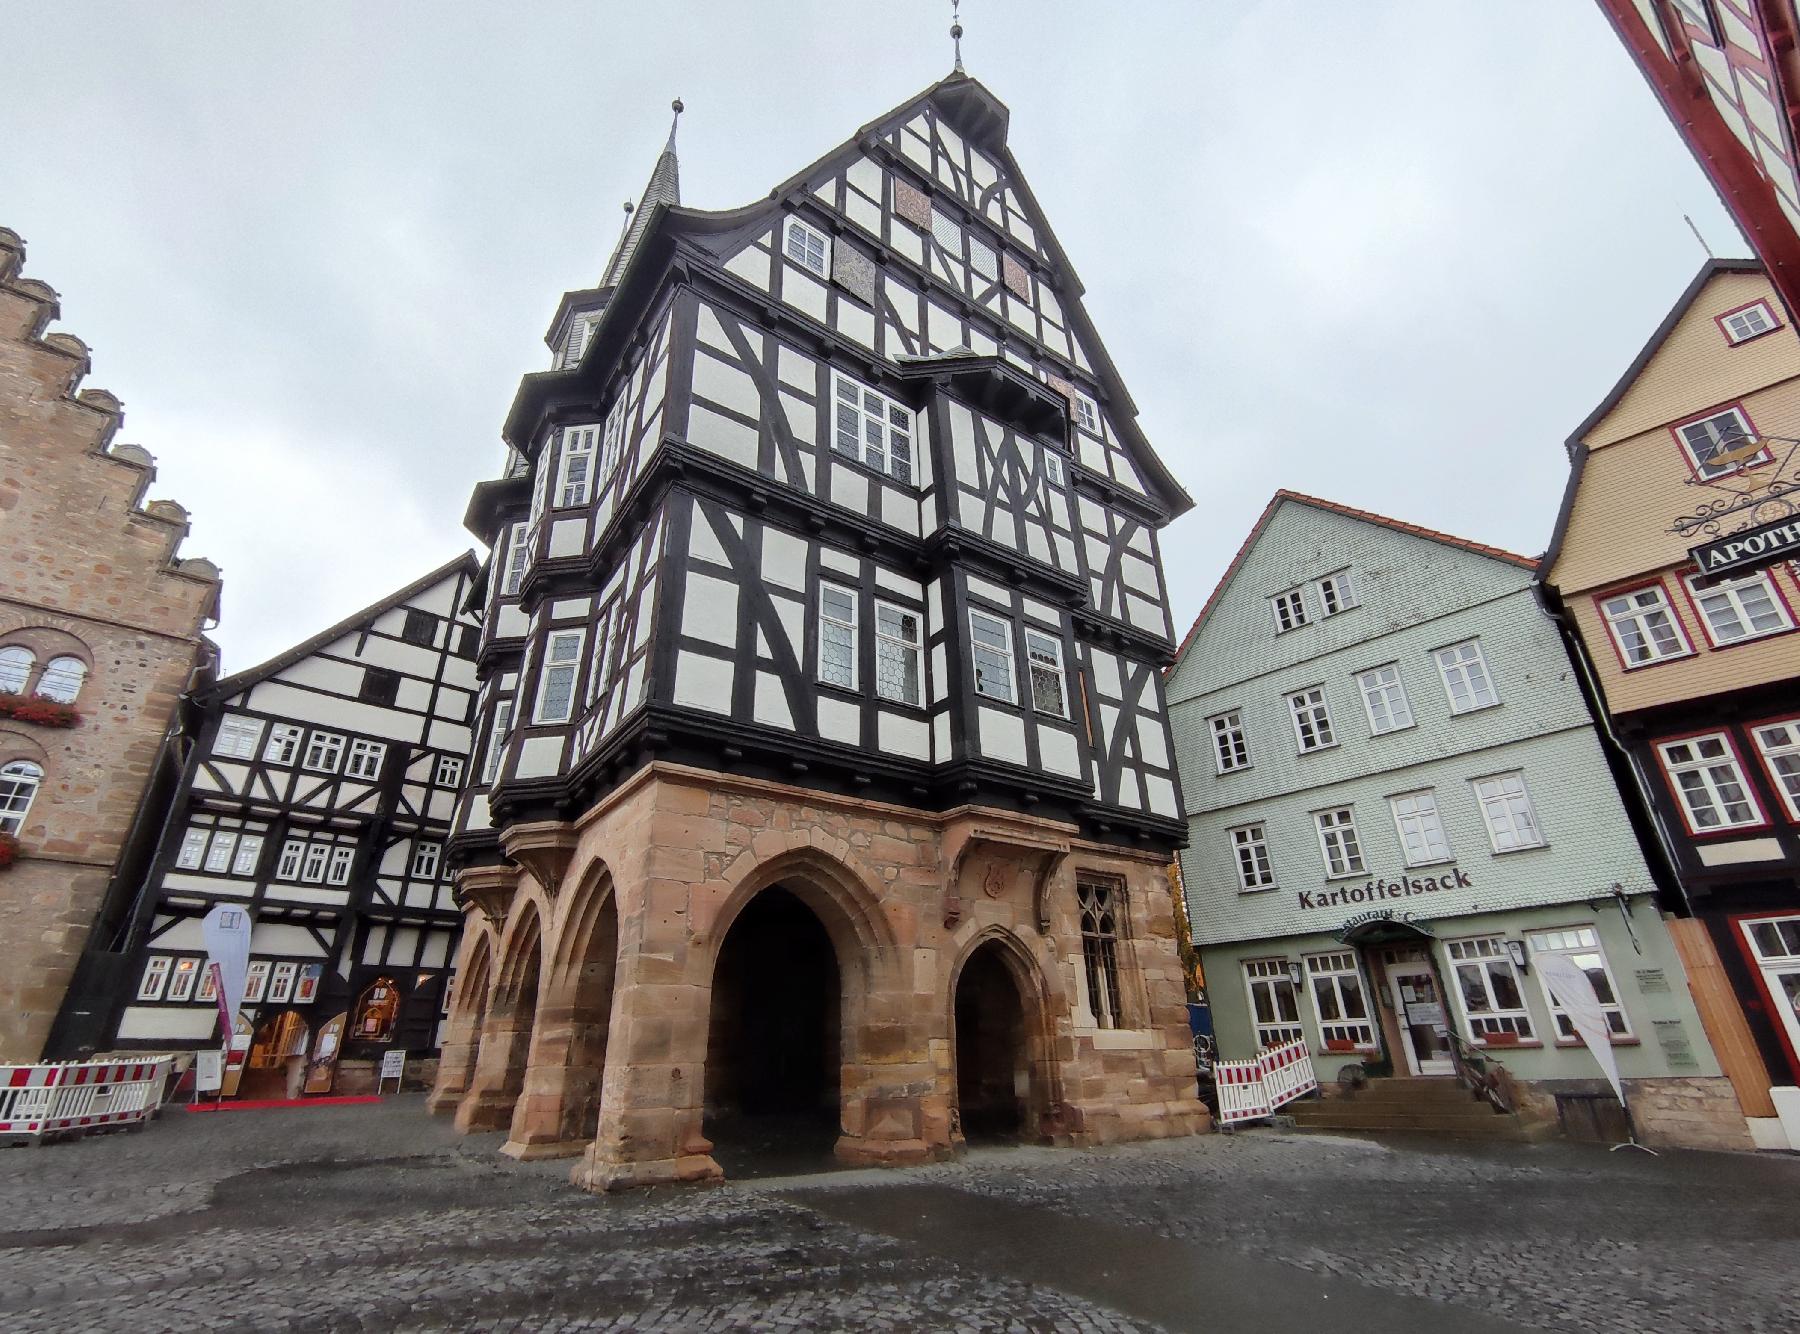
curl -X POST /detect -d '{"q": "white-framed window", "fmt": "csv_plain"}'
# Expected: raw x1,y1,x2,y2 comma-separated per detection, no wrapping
783,216,830,276
598,394,629,492
1599,584,1690,666
345,739,386,781
1041,447,1065,487
1073,393,1100,434
176,827,209,870
436,755,465,788
137,956,172,1001
1471,771,1545,851
167,957,199,1002
1244,959,1305,1049
1657,733,1762,830
1528,926,1632,1040
1435,639,1498,713
1740,915,1800,1061
1209,711,1250,773
528,445,552,529
1229,823,1275,891
268,961,299,1005
1304,952,1376,1049
213,716,264,760
0,761,43,836
533,630,585,724
1676,406,1766,479
231,834,263,876
264,723,303,765
244,960,270,1003
202,831,238,874
501,522,530,598
277,838,306,881
874,603,922,706
1287,687,1336,753
1752,719,1800,820
301,842,331,883
326,844,355,886
411,840,443,880
969,609,1015,704
303,731,346,774
1317,570,1358,616
1389,790,1452,866
1271,587,1309,633
482,698,514,785
556,424,600,507
38,656,87,703
1721,300,1778,344
1446,936,1536,1043
1356,664,1413,734
819,585,858,691
0,645,33,693
1684,569,1793,646
586,604,617,707
1314,806,1365,878
831,373,914,484
1025,629,1067,718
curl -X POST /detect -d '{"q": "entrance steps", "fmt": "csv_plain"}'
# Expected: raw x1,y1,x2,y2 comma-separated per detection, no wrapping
1282,1078,1550,1142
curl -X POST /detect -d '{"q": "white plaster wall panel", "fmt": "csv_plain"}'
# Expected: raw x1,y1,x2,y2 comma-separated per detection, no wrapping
442,657,478,691
818,695,861,746
838,299,876,349
681,572,739,647
244,683,425,744
496,605,530,639
395,678,433,713
926,300,961,352
118,1009,217,1041
276,655,365,696
781,391,816,444
1039,726,1080,778
549,519,585,558
965,573,1011,607
764,528,811,591
434,685,472,721
932,710,951,763
687,403,760,469
777,344,814,391
512,734,564,780
878,712,930,761
421,933,450,969
754,672,795,730
673,650,734,713
784,268,829,323
723,243,771,290
692,347,763,421
977,707,1028,765
929,644,948,705
425,720,472,753
874,567,925,600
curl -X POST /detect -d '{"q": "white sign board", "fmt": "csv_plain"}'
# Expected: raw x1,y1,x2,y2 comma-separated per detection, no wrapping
378,1049,406,1093
194,1049,223,1094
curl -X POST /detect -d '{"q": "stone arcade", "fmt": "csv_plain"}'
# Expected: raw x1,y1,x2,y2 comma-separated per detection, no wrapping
429,71,1210,1189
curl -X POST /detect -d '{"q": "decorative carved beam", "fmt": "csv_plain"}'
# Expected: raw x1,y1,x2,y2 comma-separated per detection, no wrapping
500,819,580,897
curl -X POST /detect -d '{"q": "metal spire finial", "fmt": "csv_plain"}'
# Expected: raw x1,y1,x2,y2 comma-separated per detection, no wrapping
667,97,684,151
951,0,964,73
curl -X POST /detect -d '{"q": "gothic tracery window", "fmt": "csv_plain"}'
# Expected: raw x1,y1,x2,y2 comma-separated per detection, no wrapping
1077,877,1126,1030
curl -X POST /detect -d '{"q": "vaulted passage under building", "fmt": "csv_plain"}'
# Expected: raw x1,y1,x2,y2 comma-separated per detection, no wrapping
955,941,1028,1142
704,887,841,1170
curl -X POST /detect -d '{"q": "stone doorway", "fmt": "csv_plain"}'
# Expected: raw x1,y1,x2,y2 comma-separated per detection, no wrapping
954,941,1030,1142
704,886,842,1172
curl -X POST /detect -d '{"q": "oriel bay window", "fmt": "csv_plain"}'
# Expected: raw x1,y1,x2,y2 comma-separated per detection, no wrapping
1656,733,1763,832
1598,584,1690,666
1077,878,1126,1029
1244,959,1304,1049
1446,936,1535,1044
1024,629,1067,717
1528,927,1631,1040
1304,952,1375,1050
533,629,585,724
819,585,858,690
970,609,1016,703
873,602,921,706
831,372,914,484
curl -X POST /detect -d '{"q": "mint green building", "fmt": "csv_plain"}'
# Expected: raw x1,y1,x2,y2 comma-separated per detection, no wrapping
1166,492,1750,1149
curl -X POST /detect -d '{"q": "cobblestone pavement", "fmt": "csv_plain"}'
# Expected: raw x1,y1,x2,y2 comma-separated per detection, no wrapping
2,1097,1796,1332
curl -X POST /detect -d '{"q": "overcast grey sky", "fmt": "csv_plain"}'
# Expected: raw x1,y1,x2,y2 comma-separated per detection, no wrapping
5,2,1742,671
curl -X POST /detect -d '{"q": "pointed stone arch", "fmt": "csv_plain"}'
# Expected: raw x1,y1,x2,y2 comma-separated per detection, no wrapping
426,923,495,1116
456,898,543,1134
947,925,1066,1145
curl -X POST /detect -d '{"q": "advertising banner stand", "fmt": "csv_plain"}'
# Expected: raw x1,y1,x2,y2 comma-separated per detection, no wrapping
1538,953,1657,1155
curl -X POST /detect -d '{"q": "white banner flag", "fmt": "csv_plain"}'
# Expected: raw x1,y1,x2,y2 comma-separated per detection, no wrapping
1537,952,1624,1106
202,903,254,1036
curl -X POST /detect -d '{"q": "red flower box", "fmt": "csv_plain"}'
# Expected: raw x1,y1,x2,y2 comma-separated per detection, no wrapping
1323,1038,1358,1053
0,833,18,870
1479,1032,1521,1047
0,693,79,728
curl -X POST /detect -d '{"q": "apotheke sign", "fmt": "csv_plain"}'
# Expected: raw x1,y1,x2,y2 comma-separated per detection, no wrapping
1691,515,1800,577
1296,866,1471,913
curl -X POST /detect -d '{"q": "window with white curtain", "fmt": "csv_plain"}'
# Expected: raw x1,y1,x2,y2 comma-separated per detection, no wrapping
1390,790,1452,866
1435,640,1498,713
1599,585,1690,666
1657,733,1762,830
0,761,43,835
1356,664,1413,734
1684,570,1792,646
1472,772,1545,850
0,646,33,694
1753,719,1800,820
37,656,87,703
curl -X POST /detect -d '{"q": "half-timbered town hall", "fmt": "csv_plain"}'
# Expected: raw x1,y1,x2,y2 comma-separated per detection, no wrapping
89,556,481,1096
432,70,1209,1189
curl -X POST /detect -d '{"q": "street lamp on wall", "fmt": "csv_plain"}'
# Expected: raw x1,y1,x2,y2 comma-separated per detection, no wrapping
1505,938,1529,974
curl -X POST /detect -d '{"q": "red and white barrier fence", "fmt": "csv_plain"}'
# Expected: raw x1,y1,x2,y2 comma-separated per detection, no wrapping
1214,1039,1318,1127
0,1058,174,1143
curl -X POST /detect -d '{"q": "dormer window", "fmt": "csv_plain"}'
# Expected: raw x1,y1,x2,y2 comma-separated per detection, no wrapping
783,217,830,278
1271,587,1309,633
1720,300,1778,345
831,373,914,484
1675,406,1769,480
560,314,598,368
557,424,600,507
1317,570,1358,616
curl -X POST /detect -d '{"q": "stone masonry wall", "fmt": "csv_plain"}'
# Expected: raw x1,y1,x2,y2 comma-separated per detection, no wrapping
0,227,219,1061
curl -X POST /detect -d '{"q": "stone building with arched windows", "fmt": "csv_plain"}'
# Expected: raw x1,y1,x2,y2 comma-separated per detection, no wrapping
430,73,1209,1188
0,228,221,1062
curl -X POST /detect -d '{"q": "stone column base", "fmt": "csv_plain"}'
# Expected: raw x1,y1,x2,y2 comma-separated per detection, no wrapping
834,1134,945,1167
570,1148,725,1193
425,1085,465,1117
454,1089,520,1134
500,1137,591,1162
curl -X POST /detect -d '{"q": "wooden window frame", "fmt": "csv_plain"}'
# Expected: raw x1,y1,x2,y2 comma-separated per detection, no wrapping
1654,728,1769,837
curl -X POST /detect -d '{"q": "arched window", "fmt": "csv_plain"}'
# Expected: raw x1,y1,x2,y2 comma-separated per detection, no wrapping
37,657,88,704
0,647,34,695
0,761,44,835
